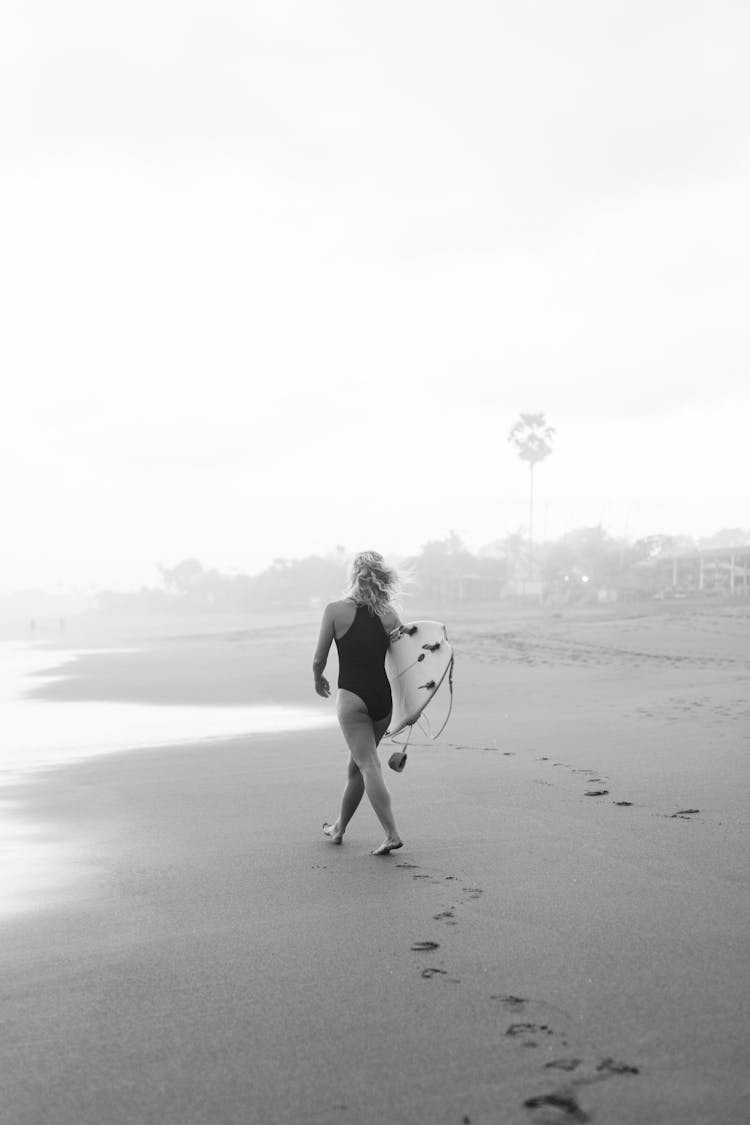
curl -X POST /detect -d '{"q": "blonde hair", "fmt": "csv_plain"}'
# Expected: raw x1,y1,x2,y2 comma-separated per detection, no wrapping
345,551,400,616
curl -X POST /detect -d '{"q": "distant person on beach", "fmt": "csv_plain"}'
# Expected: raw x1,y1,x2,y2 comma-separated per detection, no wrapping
313,551,404,855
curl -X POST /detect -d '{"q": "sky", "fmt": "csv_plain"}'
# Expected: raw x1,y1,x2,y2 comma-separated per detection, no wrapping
2,1,748,594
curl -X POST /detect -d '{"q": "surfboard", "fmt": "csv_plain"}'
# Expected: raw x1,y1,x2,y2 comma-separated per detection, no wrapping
385,620,454,737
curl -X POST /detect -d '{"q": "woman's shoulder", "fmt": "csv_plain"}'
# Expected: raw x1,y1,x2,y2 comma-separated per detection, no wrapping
325,598,356,621
324,598,357,639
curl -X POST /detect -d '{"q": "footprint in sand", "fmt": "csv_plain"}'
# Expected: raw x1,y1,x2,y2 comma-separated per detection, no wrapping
523,1090,589,1122
521,1022,639,1115
613,800,633,807
594,1058,639,1076
584,789,609,797
422,967,461,983
396,861,419,869
670,808,700,819
550,1056,641,1091
433,909,456,923
506,1022,555,1046
491,995,527,1010
545,1059,583,1072
411,940,440,952
462,886,483,901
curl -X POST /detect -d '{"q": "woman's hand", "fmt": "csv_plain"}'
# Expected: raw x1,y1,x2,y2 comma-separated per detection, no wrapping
315,676,331,698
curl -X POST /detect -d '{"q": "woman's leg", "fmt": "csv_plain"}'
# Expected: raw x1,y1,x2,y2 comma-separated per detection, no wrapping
323,755,365,843
335,690,402,853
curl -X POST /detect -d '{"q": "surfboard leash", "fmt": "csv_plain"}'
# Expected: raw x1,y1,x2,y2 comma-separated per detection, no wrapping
388,651,455,746
428,652,454,739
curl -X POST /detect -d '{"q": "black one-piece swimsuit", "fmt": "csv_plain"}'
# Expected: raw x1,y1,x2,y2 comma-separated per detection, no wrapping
335,604,392,722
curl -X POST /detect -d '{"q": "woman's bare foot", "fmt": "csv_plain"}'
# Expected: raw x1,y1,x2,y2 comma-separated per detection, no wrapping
323,821,343,844
371,836,403,856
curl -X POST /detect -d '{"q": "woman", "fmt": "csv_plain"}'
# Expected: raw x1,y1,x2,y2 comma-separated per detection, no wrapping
313,551,404,855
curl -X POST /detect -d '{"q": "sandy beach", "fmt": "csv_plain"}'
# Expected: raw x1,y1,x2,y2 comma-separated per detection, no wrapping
2,600,749,1124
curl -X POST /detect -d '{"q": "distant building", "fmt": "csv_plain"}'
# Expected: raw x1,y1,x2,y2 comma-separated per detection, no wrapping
634,544,750,597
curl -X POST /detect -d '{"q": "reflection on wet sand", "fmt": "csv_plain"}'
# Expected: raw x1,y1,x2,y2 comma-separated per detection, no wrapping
1,643,336,917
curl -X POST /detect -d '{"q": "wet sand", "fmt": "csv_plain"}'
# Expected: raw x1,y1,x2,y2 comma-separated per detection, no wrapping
2,600,749,1124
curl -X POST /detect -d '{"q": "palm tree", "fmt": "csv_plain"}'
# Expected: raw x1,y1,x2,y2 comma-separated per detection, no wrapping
507,413,555,578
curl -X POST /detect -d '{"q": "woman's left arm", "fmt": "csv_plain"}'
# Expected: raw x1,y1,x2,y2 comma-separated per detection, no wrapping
312,603,335,697
383,606,404,641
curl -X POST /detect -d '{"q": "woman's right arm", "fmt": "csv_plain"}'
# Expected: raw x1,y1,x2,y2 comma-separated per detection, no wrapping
312,603,336,697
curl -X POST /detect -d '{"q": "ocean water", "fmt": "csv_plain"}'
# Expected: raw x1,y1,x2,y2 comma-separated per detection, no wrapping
1,642,336,784
1,642,336,918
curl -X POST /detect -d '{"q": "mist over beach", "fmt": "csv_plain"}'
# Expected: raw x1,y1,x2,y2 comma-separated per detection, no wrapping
3,2,749,1123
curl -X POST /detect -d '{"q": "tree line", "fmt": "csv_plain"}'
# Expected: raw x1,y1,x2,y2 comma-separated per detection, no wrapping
94,525,749,614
